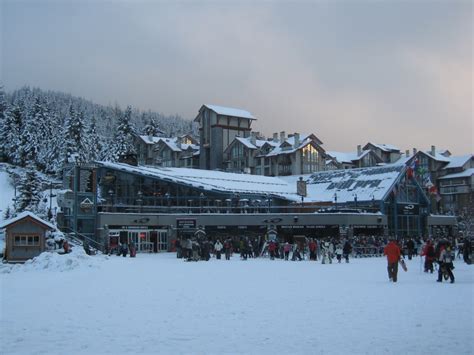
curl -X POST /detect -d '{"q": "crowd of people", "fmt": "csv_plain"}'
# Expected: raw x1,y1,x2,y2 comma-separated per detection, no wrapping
172,234,472,285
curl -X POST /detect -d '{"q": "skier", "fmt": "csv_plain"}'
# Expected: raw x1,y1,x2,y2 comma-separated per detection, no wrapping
120,242,128,257
224,239,232,260
343,240,352,263
335,244,343,263
129,241,136,257
406,238,415,260
308,239,317,261
214,239,223,260
291,244,303,261
268,241,276,260
283,242,291,260
437,243,455,283
420,240,435,273
384,238,401,282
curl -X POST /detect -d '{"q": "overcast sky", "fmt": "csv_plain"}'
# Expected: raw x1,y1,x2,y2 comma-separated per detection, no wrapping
1,0,472,154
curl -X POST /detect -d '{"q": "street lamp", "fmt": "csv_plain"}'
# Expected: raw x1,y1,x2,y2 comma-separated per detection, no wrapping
199,192,205,213
108,189,114,212
165,192,171,213
334,192,338,209
354,193,358,209
136,190,143,213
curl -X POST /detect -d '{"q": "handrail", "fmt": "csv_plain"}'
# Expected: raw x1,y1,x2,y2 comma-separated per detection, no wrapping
60,227,105,252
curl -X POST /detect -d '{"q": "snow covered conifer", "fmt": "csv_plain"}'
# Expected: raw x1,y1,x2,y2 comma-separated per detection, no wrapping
111,105,136,161
15,164,43,213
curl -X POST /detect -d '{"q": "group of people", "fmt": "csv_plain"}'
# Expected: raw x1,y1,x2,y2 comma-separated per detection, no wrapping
383,236,471,284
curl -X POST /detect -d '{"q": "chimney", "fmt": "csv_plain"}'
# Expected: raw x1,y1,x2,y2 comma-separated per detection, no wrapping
250,132,257,146
431,145,436,156
273,132,279,143
280,131,286,143
357,145,362,156
294,133,300,148
405,150,410,157
413,148,417,156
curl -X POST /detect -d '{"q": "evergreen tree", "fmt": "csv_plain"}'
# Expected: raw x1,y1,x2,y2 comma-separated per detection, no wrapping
63,105,87,164
86,116,103,162
15,164,43,213
111,105,136,161
142,114,163,136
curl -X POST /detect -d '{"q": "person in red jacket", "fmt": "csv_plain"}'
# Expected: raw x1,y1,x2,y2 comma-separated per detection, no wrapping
421,240,435,273
384,238,401,282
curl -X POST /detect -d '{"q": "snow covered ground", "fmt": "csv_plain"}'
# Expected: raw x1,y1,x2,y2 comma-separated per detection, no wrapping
1,250,472,355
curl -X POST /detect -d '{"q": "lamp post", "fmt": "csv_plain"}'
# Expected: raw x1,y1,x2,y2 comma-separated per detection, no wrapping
354,193,358,209
165,192,171,213
199,192,205,213
136,190,143,213
108,189,114,212
334,193,338,209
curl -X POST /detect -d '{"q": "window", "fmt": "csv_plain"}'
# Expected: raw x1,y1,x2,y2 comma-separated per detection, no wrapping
301,145,319,173
14,235,40,246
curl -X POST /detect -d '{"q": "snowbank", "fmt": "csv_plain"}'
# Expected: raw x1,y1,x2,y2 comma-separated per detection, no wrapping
0,247,108,274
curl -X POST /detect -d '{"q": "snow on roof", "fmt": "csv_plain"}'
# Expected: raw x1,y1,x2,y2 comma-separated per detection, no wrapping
443,155,473,169
0,211,56,230
203,104,256,120
97,162,298,199
265,135,315,157
326,150,370,164
367,143,400,152
138,135,162,144
419,150,451,163
234,137,268,150
304,165,405,203
155,138,199,153
438,168,474,180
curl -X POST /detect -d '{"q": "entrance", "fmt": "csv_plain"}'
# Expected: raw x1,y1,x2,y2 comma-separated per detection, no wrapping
110,229,169,253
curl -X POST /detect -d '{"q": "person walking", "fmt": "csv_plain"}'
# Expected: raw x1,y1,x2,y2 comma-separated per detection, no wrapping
343,240,352,263
437,243,455,283
283,242,291,260
308,239,317,261
421,240,435,273
335,244,343,263
384,238,401,282
214,239,223,260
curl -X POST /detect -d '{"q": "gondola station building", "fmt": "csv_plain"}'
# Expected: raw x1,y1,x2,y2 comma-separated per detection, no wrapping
57,161,456,253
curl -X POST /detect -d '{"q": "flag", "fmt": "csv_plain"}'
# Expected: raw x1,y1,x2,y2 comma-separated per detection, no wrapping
429,185,438,195
435,193,442,202
407,158,418,179
424,176,434,189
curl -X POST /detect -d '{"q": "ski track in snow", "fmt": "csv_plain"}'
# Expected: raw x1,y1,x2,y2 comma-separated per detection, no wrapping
1,252,473,355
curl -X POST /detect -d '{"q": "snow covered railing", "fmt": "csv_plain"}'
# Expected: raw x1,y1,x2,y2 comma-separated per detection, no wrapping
61,227,104,253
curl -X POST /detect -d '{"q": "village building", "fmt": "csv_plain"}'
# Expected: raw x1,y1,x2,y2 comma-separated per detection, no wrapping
56,160,456,253
0,212,56,263
363,143,401,164
194,104,256,171
326,145,382,170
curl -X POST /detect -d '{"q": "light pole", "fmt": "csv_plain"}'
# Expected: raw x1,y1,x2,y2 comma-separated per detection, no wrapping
136,190,143,213
354,193,358,209
334,193,338,210
108,189,114,212
165,192,171,213
199,192,205,213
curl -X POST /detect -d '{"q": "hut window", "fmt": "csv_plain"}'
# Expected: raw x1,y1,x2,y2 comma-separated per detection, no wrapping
14,235,40,246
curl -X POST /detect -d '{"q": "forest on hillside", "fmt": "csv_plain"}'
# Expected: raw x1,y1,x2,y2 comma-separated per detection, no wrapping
0,86,196,177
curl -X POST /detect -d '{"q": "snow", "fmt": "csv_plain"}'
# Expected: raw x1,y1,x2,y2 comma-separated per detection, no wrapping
326,150,370,164
443,154,473,170
97,161,298,199
203,104,256,120
0,166,16,221
367,143,400,152
305,165,404,203
0,211,56,230
1,252,472,354
438,168,474,180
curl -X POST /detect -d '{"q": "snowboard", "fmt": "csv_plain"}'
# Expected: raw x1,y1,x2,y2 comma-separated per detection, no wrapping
399,258,408,272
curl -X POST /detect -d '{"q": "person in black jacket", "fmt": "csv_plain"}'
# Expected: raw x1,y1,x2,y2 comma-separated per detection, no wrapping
343,240,352,263
406,238,415,260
